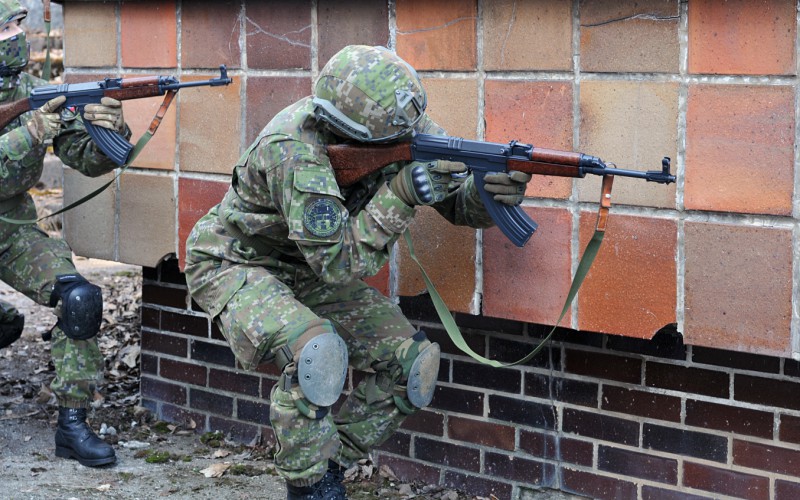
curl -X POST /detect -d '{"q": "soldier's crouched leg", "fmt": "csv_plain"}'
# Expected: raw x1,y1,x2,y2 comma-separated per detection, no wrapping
270,320,348,494
335,330,440,466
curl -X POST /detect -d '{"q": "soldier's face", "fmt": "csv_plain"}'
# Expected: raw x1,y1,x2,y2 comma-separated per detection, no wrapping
0,21,22,42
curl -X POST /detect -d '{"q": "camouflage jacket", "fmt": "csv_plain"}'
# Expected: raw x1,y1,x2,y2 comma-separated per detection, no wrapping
211,96,493,286
0,73,121,228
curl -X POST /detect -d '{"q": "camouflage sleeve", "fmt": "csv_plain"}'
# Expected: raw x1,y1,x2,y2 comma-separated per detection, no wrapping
263,143,415,284
416,115,494,228
52,112,132,177
0,124,36,163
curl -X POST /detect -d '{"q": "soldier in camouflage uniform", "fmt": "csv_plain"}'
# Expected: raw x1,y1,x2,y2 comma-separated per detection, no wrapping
0,0,129,467
185,45,531,500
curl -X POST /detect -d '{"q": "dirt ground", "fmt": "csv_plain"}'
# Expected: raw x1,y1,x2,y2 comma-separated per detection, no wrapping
0,191,578,500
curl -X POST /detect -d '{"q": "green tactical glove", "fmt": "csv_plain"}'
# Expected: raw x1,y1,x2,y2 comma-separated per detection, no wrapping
389,160,467,206
25,95,66,144
83,97,126,133
482,170,532,206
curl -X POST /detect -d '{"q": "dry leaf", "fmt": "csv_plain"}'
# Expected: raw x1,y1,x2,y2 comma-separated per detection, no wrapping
212,450,231,459
96,484,111,492
199,462,231,478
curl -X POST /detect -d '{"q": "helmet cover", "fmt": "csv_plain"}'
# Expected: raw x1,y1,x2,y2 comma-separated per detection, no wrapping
313,45,427,143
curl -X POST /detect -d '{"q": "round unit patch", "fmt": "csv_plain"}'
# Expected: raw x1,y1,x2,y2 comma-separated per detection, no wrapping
303,197,342,238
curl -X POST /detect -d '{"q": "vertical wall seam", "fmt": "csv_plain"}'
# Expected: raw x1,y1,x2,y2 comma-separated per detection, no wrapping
676,0,689,337
570,0,582,332
473,0,485,316
792,0,800,359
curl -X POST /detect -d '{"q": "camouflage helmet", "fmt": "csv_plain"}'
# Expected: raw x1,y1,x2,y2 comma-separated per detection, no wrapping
0,0,28,78
313,45,427,143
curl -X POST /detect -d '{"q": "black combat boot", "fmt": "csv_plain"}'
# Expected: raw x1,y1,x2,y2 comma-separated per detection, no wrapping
54,407,116,467
286,460,347,499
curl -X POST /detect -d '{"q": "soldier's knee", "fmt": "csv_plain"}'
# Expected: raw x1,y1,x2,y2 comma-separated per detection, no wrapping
49,274,103,341
274,320,348,418
382,330,440,414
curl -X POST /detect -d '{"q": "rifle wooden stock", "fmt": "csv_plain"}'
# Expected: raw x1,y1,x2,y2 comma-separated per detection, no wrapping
508,148,583,178
327,142,413,187
0,98,33,131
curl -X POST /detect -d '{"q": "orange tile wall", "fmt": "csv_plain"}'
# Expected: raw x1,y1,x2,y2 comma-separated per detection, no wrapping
62,0,799,358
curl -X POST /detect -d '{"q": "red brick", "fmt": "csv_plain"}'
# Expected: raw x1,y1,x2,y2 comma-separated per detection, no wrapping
683,461,769,500
121,1,177,68
317,0,389,67
780,414,800,445
160,310,208,337
484,81,574,199
141,331,187,358
237,399,269,425
562,468,637,500
177,178,229,270
577,214,677,337
160,358,207,386
685,85,794,215
485,452,550,484
776,480,800,500
489,395,556,430
142,283,186,309
688,0,796,75
190,388,233,416
733,373,800,410
685,400,774,438
400,409,444,436
430,385,483,416
565,349,642,384
190,340,236,368
243,76,312,145
415,436,480,472
396,0,476,71
733,439,800,476
208,368,260,398
518,431,593,467
646,361,729,398
181,0,241,68
483,207,572,325
642,486,715,500
644,423,727,463
684,223,793,356
602,385,681,422
598,445,678,484
525,373,598,407
563,408,639,446
376,431,410,456
374,455,440,487
580,0,679,73
244,0,311,70
141,376,187,405
396,207,476,313
448,416,515,451
362,264,389,297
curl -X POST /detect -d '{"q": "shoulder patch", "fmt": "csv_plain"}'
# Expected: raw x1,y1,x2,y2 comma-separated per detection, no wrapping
303,196,342,238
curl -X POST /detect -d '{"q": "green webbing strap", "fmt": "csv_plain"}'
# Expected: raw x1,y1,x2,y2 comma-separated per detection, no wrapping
404,175,614,367
42,0,51,82
0,90,177,225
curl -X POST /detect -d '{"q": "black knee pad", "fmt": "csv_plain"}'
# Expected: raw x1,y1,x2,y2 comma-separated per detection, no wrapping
49,274,103,340
0,313,24,349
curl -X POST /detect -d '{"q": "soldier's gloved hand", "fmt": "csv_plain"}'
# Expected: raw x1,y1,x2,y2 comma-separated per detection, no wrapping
482,171,532,206
83,97,125,133
390,160,467,206
25,95,66,144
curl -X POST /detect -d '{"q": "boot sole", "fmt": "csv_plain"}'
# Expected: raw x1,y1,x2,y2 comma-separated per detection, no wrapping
55,445,116,467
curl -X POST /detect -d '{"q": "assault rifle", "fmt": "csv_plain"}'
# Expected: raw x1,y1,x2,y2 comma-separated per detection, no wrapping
0,65,232,166
327,133,675,247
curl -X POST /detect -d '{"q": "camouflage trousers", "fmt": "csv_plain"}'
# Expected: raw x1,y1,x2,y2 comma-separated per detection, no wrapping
0,222,102,408
187,259,434,487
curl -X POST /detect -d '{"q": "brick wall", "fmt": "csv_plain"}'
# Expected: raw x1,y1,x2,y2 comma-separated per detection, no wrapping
143,257,800,499
59,1,800,498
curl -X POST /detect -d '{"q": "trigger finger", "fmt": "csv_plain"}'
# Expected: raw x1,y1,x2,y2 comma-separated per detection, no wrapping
508,170,532,183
